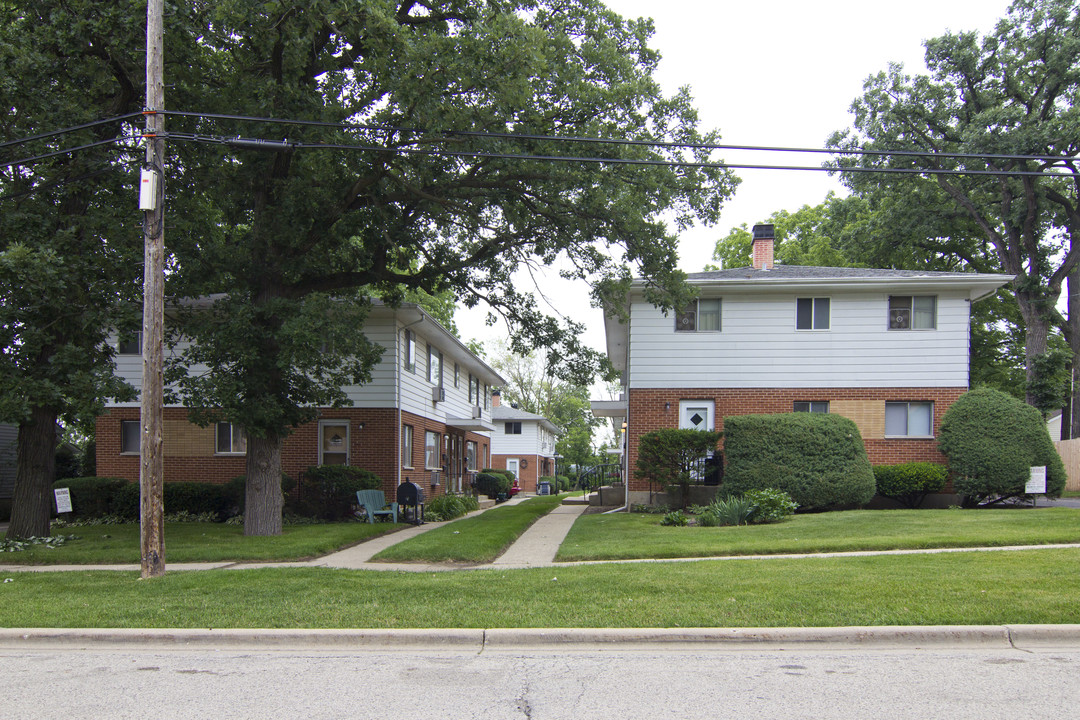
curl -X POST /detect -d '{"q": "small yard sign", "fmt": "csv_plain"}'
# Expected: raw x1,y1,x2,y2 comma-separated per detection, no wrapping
54,487,73,514
1026,466,1047,495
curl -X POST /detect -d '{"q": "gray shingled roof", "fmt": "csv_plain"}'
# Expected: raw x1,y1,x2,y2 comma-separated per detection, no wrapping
491,404,561,434
688,265,1002,281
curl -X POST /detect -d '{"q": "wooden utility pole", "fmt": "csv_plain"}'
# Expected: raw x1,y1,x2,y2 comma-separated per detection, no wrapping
140,0,166,578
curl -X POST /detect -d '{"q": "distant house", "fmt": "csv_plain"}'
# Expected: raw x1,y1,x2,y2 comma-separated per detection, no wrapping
489,392,561,493
96,301,505,498
592,224,1014,506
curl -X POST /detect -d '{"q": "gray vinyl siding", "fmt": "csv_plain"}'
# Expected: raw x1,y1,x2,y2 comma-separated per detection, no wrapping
492,420,542,456
627,290,971,389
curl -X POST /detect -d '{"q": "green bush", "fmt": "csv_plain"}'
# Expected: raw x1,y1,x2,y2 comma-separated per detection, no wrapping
163,482,242,521
52,477,130,519
425,493,479,522
722,413,875,511
660,509,688,526
635,428,721,508
473,472,511,498
938,388,1066,505
706,495,755,526
873,462,948,508
744,488,798,523
293,466,381,520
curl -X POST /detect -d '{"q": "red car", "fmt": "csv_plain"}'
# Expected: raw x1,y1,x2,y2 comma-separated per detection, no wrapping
507,480,521,497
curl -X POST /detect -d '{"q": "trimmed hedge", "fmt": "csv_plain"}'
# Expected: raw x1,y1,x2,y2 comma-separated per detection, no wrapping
425,494,480,522
474,471,511,498
52,477,243,521
722,413,875,511
873,462,948,508
293,465,382,520
938,388,1066,504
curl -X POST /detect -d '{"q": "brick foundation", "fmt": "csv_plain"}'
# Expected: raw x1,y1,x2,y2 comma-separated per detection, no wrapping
625,387,964,492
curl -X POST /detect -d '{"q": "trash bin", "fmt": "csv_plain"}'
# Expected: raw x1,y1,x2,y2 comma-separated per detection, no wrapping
537,481,551,496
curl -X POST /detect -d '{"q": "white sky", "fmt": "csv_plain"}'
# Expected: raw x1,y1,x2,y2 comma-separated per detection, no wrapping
456,0,1014,362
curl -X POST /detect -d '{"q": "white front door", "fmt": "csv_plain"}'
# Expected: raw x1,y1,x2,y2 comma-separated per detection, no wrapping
506,459,520,479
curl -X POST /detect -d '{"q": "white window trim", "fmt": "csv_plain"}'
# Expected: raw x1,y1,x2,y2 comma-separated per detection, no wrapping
678,400,715,431
215,422,247,455
675,298,722,333
888,295,937,331
318,420,350,465
884,401,935,438
403,329,416,372
795,297,831,331
424,430,441,470
402,424,414,470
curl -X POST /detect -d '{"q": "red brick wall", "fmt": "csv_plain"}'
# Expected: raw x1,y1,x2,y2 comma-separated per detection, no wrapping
625,387,964,492
489,454,555,493
96,407,489,500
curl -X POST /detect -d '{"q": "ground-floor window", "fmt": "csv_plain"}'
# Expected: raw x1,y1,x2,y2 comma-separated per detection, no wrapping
215,423,246,454
793,401,829,413
425,430,441,469
402,424,414,468
120,420,140,454
319,421,349,465
466,441,477,470
885,401,934,437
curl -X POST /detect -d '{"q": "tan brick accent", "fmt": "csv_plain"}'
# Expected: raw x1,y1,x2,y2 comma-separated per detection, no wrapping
163,420,215,457
831,400,885,440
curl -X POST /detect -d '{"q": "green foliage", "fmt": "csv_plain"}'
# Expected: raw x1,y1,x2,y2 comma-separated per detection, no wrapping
294,466,381,521
938,388,1066,505
743,488,799,524
424,494,480,523
722,413,876,510
660,510,688,527
474,472,512,499
631,504,670,514
705,495,755,526
873,463,949,509
52,478,130,519
635,428,722,507
1027,347,1073,417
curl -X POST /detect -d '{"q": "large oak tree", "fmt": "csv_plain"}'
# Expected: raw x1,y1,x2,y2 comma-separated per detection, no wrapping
166,0,738,534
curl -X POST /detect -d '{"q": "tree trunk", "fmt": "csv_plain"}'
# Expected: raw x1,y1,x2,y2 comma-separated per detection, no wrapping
244,433,283,536
7,406,58,539
1020,300,1051,408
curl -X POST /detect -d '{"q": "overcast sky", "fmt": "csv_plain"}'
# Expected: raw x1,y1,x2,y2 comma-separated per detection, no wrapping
456,0,1015,359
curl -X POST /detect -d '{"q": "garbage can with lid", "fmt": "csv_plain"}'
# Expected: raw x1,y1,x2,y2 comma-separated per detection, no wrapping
537,481,551,496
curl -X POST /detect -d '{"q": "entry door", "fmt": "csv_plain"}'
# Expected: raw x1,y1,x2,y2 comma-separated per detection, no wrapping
319,421,349,465
506,458,520,480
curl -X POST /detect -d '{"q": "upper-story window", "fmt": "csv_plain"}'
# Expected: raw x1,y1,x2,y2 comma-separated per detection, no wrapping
428,345,443,385
454,363,460,388
889,296,936,330
403,329,416,372
118,332,142,355
796,298,830,330
675,298,721,332
505,422,522,435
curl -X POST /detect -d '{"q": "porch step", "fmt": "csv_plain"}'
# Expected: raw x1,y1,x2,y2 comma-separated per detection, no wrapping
477,498,497,510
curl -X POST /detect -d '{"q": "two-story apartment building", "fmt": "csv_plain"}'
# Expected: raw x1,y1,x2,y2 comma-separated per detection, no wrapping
489,392,561,493
593,225,1014,505
96,301,505,499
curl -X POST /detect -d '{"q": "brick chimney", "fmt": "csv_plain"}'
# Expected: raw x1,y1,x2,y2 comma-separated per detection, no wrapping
492,390,501,407
752,223,774,270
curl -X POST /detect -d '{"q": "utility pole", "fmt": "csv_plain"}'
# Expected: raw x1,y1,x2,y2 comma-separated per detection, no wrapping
140,0,166,578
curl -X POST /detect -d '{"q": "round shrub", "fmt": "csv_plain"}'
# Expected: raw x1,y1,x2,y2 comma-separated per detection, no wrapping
938,388,1066,504
872,462,948,508
473,472,511,498
722,413,875,511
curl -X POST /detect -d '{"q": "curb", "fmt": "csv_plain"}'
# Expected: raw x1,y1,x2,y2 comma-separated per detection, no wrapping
3,625,1079,651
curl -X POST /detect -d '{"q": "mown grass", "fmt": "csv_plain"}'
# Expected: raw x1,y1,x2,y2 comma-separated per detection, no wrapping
370,494,565,564
2,548,1079,628
555,507,1080,562
0,521,400,564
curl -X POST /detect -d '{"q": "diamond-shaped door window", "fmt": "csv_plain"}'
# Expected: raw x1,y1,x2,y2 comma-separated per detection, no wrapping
690,413,704,427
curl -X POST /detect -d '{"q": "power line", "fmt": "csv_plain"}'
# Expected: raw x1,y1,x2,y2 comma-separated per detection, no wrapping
163,131,1067,179
158,110,1077,166
0,135,142,171
0,113,143,151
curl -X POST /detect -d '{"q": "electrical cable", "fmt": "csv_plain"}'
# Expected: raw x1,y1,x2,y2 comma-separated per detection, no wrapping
0,135,144,171
0,113,143,151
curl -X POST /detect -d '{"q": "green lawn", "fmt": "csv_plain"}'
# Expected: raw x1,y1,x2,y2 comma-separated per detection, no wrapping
555,507,1080,562
371,494,565,564
2,548,1079,628
0,521,400,564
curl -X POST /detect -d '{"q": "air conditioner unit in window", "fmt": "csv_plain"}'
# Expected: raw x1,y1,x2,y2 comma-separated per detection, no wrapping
471,405,482,419
432,386,445,403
